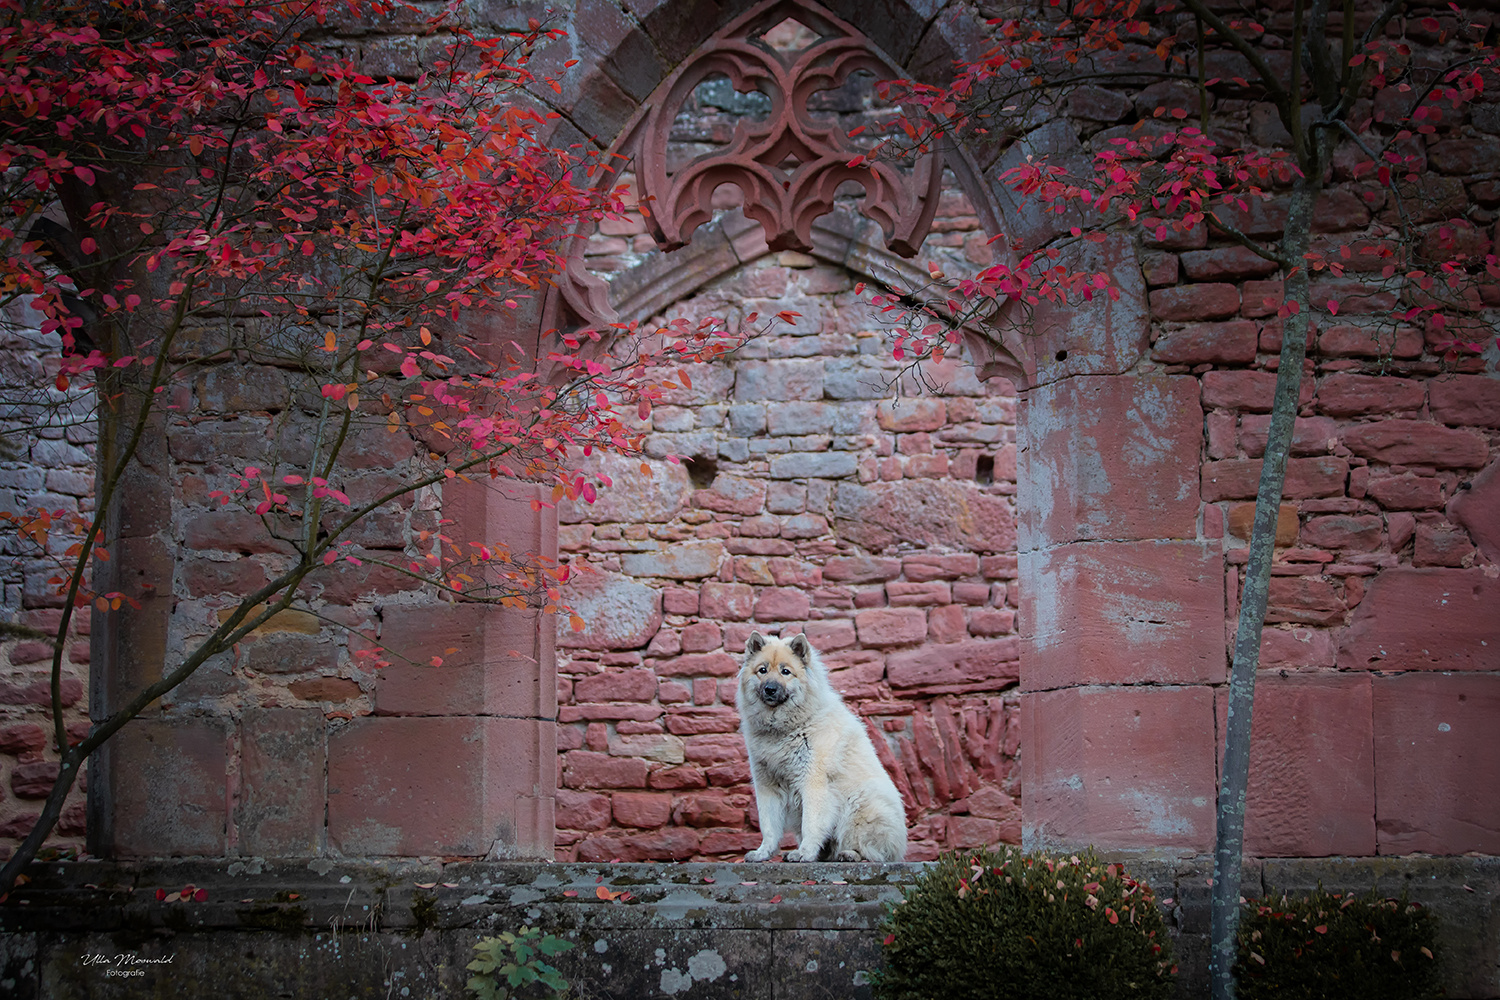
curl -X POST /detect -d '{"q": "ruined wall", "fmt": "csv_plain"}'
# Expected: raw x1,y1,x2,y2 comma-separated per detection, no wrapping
0,302,93,854
555,216,1024,862
1013,27,1500,856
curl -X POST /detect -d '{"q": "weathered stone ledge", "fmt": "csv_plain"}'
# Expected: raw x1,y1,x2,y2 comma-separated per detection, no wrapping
0,855,1495,998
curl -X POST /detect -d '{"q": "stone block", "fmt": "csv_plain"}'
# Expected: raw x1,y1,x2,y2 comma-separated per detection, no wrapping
1316,373,1425,417
754,587,810,621
652,652,740,677
820,556,902,583
902,553,980,581
1258,626,1337,668
1266,576,1346,627
1238,414,1336,457
1367,473,1443,510
734,360,824,401
1373,673,1500,854
886,638,1018,690
768,452,857,479
1414,524,1475,567
1342,419,1488,469
1317,324,1423,358
1019,376,1201,548
1226,673,1376,857
180,558,269,598
1178,247,1281,281
1025,233,1151,384
1339,568,1499,671
1149,283,1240,321
766,402,834,436
876,398,945,432
560,572,663,650
1226,502,1298,546
620,540,726,580
314,559,424,605
833,480,1015,553
693,473,765,515
1299,514,1383,551
1430,374,1500,428
329,716,554,857
1022,686,1217,851
1021,541,1226,689
1201,457,1349,501
558,452,691,524
238,632,339,675
802,619,856,650
823,358,891,399
555,788,611,831
574,669,658,704
612,791,672,828
376,604,553,718
854,607,927,647
880,582,952,612
102,716,229,857
288,677,360,702
1201,369,1314,412
238,709,326,856
1450,459,1500,562
680,621,722,653
1151,320,1258,364
699,582,753,621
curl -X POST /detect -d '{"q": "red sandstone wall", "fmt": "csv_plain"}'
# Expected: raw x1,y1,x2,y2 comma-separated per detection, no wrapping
554,215,1027,862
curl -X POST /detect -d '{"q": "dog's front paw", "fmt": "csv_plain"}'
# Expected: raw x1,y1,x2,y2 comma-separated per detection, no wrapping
783,848,818,863
743,848,773,863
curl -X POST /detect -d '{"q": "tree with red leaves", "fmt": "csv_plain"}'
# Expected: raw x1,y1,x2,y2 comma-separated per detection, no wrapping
0,0,745,893
858,1,1495,995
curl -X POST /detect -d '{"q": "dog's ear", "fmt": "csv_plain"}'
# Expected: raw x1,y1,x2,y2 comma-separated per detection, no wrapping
745,631,767,656
788,633,811,664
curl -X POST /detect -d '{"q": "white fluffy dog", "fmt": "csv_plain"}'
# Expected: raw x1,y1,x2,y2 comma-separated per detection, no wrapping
738,631,907,862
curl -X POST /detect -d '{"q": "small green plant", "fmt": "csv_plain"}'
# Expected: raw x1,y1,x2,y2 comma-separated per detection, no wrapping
1235,888,1440,999
872,846,1176,999
466,927,576,1000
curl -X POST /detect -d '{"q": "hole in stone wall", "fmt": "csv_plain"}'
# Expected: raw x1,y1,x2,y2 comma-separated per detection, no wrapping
684,456,718,489
1055,350,1068,361
975,454,994,486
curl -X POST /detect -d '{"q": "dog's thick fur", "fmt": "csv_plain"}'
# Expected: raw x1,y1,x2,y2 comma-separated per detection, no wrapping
738,632,907,863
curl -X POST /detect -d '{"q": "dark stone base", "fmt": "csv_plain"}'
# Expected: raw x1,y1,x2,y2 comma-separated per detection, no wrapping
1,855,1495,998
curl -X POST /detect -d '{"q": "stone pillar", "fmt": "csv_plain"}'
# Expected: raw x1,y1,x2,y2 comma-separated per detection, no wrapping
1010,235,1225,853
327,477,558,859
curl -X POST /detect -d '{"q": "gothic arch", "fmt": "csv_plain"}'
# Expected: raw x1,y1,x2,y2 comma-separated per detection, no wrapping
540,0,1030,383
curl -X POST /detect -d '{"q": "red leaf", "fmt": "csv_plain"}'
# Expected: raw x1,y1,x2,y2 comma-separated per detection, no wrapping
768,894,782,903
883,934,895,946
1327,299,1339,315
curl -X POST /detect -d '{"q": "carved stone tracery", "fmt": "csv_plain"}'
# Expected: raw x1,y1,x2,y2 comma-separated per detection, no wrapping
629,0,941,259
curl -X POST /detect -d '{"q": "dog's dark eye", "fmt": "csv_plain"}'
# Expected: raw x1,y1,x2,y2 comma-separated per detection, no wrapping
758,666,766,674
781,667,790,675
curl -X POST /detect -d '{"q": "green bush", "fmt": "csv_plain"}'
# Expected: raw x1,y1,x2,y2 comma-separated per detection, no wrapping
1235,888,1440,999
872,846,1176,999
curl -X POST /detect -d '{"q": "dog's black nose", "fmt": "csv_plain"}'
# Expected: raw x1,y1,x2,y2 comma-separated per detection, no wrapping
760,681,785,705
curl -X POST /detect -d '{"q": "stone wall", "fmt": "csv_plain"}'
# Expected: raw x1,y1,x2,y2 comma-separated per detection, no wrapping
555,219,1025,862
1014,56,1500,858
3,855,1497,998
0,300,95,854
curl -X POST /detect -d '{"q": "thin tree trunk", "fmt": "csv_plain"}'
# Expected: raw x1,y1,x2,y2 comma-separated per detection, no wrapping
1207,174,1319,997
